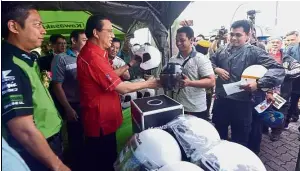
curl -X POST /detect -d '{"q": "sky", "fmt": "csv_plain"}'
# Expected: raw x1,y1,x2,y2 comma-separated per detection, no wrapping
177,1,300,36
132,1,300,45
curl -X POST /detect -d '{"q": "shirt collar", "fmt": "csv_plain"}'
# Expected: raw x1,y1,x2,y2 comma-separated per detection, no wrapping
2,41,36,66
85,41,108,59
177,46,197,59
87,40,106,52
66,48,77,57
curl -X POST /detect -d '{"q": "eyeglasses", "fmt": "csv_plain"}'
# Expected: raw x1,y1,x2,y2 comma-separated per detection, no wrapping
102,29,114,34
230,33,243,38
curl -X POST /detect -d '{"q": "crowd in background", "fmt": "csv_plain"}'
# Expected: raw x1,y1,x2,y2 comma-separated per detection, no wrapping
2,3,300,171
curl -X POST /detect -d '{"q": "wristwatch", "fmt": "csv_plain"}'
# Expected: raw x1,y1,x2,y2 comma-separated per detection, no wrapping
126,63,132,68
256,79,269,92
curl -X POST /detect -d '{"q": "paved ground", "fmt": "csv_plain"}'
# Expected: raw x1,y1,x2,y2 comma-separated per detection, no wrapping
259,121,300,171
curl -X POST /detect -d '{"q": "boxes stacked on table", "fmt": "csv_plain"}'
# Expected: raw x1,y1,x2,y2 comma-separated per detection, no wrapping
131,94,184,133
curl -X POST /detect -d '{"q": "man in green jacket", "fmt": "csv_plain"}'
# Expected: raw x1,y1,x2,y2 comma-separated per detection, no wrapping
1,2,69,171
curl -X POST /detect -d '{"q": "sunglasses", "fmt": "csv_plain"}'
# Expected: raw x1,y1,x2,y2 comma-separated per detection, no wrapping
230,33,243,38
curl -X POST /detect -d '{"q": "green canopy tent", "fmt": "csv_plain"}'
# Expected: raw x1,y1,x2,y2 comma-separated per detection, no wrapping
39,11,125,41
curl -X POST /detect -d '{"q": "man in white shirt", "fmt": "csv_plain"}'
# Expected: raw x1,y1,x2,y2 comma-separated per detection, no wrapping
169,27,216,120
108,38,130,80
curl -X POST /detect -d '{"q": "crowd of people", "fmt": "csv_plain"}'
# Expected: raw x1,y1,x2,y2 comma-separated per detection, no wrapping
2,3,300,171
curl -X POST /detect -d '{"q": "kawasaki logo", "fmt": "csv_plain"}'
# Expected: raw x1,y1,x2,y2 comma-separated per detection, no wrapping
43,21,85,30
2,70,15,82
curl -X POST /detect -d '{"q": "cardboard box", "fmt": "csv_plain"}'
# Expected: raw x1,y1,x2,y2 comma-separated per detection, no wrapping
131,95,184,133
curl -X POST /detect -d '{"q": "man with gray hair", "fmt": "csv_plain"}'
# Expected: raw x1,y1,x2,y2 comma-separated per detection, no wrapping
266,36,300,141
285,31,299,47
285,31,300,123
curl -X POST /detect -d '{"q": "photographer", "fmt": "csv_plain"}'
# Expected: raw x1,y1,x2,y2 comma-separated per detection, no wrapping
170,27,215,121
209,26,229,55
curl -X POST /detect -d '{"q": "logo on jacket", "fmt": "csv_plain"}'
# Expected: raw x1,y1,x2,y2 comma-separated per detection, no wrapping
106,74,112,81
2,70,15,82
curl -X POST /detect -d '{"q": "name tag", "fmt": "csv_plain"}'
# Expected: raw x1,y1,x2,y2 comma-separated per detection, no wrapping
66,63,77,70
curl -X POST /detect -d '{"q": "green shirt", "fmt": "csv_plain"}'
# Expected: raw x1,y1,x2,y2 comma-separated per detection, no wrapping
1,42,62,148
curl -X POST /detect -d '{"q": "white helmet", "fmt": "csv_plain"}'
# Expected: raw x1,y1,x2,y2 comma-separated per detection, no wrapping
120,81,137,108
132,44,162,70
200,141,266,171
130,78,146,83
158,161,204,171
130,79,155,98
166,115,220,163
138,88,156,98
114,129,182,171
120,92,137,109
241,65,267,85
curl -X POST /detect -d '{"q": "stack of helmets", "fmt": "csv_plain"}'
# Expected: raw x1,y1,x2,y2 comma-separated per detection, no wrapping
115,115,266,171
165,115,221,163
138,88,156,98
199,140,266,171
120,81,137,109
131,79,156,98
114,129,182,171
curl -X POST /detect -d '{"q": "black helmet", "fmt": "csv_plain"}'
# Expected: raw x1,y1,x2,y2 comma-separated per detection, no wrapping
160,63,183,91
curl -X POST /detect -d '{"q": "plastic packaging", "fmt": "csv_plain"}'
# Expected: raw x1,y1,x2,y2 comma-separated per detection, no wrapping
166,115,220,163
114,129,181,171
199,140,266,171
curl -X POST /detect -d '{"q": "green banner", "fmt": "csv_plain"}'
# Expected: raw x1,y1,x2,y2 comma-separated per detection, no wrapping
39,11,125,40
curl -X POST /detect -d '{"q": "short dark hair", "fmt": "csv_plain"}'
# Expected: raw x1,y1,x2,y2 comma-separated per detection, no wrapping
231,20,251,34
112,38,121,44
286,31,299,37
197,34,205,40
49,34,66,44
85,15,110,39
177,26,194,39
70,30,85,42
1,2,36,39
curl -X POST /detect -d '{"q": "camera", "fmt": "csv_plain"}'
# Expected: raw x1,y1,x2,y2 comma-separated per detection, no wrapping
218,26,228,36
216,26,228,41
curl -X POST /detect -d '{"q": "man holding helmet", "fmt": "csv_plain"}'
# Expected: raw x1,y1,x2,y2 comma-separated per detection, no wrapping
168,26,216,121
210,20,285,147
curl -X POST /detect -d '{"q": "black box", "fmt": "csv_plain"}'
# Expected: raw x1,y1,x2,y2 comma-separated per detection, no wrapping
131,95,184,133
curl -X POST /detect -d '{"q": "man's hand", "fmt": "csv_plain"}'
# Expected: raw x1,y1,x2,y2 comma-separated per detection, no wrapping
215,68,230,81
7,115,70,171
266,92,275,104
57,164,71,171
239,81,258,92
65,107,78,122
146,76,159,89
179,74,191,88
133,55,142,63
129,58,140,67
53,159,71,171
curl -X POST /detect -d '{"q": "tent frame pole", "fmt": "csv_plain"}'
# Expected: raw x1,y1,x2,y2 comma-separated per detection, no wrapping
169,26,172,58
